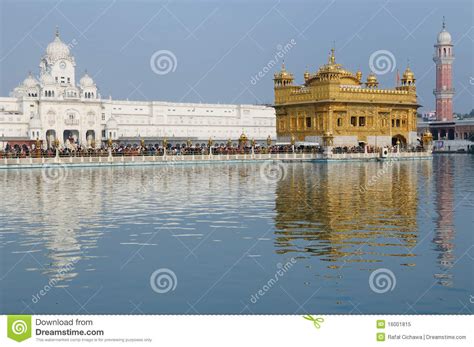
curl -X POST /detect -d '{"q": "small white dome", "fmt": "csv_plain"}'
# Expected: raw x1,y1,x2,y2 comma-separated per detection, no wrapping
46,29,71,60
80,72,94,88
11,86,27,97
106,117,118,129
437,29,452,45
22,73,39,88
41,72,55,85
29,115,42,129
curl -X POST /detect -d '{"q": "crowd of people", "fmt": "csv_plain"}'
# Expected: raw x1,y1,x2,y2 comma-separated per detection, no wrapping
0,142,319,158
0,141,423,158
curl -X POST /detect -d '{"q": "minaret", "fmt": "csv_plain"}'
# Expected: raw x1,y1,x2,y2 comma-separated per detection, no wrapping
433,17,454,122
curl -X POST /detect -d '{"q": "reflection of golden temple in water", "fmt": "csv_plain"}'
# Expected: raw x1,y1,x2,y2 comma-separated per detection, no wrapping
433,155,456,287
274,161,433,266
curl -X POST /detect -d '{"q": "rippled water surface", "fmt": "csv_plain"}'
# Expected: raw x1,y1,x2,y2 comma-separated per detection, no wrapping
1,156,473,314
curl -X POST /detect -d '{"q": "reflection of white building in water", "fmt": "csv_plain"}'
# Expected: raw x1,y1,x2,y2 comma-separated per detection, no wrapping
0,29,276,149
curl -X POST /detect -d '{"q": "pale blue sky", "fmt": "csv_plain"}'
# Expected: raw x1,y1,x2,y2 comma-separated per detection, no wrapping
0,0,472,113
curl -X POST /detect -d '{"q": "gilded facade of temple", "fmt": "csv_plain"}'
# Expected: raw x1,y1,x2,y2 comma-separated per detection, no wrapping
274,49,420,147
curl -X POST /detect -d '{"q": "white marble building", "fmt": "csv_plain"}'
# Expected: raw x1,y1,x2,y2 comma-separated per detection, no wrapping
0,29,276,149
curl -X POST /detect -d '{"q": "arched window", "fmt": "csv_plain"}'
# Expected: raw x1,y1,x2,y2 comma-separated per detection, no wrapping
443,48,446,56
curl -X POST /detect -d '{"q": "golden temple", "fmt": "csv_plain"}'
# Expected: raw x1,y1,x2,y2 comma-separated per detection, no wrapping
273,48,419,147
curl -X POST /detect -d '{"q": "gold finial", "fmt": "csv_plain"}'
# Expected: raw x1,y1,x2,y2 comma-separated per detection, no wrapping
328,41,336,64
329,48,335,64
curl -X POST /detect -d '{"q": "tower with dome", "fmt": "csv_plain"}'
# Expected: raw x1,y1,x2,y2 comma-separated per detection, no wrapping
417,18,474,148
433,18,454,123
0,28,275,150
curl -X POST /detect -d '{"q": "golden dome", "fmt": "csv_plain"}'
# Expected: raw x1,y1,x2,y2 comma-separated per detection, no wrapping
274,62,293,79
304,70,310,81
367,73,378,83
403,66,415,80
367,72,377,82
365,73,379,88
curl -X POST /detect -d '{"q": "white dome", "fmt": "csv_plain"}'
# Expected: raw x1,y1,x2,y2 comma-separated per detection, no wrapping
437,29,452,45
80,73,94,88
11,86,27,97
41,72,55,85
46,30,71,60
106,117,118,129
29,115,42,129
22,73,39,88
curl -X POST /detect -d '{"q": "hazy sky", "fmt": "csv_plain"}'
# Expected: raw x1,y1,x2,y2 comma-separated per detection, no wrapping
0,0,472,113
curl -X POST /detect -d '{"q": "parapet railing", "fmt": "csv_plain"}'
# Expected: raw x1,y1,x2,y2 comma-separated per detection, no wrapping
0,150,433,167
1,152,319,166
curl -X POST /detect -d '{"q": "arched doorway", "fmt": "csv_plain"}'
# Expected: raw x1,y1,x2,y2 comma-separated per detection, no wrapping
448,129,455,140
392,134,406,146
440,129,447,139
63,130,79,146
86,130,95,148
46,130,56,148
